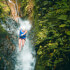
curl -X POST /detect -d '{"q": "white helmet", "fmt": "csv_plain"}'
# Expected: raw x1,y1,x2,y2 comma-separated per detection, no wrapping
21,26,25,30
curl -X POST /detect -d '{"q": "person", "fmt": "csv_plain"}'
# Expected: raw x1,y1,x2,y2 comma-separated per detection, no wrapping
19,26,27,51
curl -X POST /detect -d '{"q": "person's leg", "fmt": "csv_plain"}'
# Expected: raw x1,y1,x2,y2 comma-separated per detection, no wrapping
19,38,22,51
22,39,26,48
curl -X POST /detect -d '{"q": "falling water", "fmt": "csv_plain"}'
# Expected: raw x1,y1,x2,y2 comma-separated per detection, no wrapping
8,0,18,16
15,18,36,70
16,0,19,16
7,0,36,70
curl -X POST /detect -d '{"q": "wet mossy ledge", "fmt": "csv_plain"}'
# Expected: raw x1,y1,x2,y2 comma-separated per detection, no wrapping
0,0,17,70
0,24,16,70
0,24,8,38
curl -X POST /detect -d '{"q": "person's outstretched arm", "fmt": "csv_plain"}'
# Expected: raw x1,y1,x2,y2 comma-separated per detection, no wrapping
23,30,27,35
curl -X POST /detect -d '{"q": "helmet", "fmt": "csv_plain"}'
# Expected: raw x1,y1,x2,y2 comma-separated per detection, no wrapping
21,26,25,30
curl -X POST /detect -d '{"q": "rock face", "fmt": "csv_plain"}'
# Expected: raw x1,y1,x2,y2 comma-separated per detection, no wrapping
0,1,15,70
0,0,19,68
7,0,19,21
0,18,18,70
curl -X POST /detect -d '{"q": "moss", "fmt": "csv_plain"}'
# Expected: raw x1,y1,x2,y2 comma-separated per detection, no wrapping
0,2,10,15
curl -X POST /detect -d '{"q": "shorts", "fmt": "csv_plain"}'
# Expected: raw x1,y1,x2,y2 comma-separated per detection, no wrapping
19,38,26,39
19,36,26,40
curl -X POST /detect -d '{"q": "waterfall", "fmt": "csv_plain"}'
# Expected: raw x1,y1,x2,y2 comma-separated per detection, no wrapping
6,0,36,70
15,18,36,70
8,0,18,16
16,0,19,16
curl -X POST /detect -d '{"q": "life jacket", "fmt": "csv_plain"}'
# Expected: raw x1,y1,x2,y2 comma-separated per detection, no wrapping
19,29,26,37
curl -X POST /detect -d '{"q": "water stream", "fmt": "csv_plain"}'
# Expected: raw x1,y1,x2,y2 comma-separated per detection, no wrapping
15,18,36,70
1,0,36,70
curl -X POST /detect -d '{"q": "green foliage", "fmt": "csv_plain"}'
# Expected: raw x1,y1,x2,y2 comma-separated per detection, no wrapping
34,0,70,70
0,1,12,70
58,15,67,20
19,0,30,17
0,24,8,37
59,24,66,27
0,1,10,19
65,31,70,35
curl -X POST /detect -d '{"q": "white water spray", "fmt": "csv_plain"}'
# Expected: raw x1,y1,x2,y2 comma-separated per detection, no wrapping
7,0,36,70
1,18,36,70
15,18,36,70
16,0,19,16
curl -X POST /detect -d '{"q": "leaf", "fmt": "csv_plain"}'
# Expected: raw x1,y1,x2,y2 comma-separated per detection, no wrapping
65,31,70,35
59,24,66,27
37,50,42,55
58,15,67,20
67,20,70,23
43,1,48,6
38,14,41,16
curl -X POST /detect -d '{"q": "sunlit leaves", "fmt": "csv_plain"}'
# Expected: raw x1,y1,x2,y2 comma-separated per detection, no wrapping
0,2,10,19
58,15,67,20
48,43,58,49
43,1,48,6
54,58,63,65
33,0,70,70
37,31,46,40
65,31,70,35
37,47,42,55
59,24,66,27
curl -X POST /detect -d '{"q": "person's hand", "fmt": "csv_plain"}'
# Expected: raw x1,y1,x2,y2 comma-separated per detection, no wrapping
21,34,24,36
